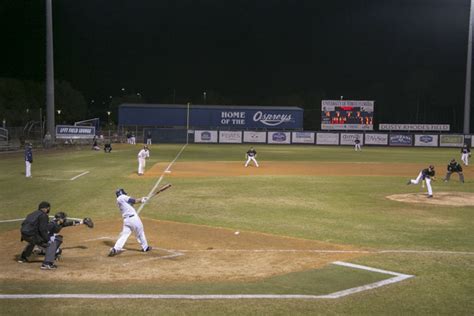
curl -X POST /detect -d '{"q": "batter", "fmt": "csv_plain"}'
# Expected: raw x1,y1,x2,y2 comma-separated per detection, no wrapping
109,189,151,256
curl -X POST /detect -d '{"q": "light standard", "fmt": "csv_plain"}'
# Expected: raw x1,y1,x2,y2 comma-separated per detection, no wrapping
107,111,111,126
203,92,207,104
56,109,61,124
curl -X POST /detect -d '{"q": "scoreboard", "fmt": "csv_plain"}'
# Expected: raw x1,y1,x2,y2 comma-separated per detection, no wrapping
321,100,374,130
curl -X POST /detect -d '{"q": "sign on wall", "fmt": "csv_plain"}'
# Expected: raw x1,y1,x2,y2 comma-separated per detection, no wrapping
379,124,450,131
194,130,218,143
364,133,388,145
219,131,242,143
340,133,364,145
439,135,464,147
243,131,266,143
268,131,291,144
414,134,438,147
55,125,95,139
291,132,315,144
316,133,339,145
389,134,413,146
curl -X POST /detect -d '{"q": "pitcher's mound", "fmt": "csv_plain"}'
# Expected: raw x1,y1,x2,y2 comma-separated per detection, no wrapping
387,192,474,206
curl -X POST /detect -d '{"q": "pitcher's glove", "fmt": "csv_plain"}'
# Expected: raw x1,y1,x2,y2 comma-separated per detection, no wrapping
83,217,94,228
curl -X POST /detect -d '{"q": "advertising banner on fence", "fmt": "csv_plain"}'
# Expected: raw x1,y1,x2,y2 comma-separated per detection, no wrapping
379,124,450,131
364,133,388,145
219,131,242,143
268,131,291,144
316,133,339,145
389,134,413,146
414,134,438,147
243,131,266,143
56,125,95,139
321,100,374,131
194,130,218,143
439,135,464,147
340,133,364,145
291,132,315,144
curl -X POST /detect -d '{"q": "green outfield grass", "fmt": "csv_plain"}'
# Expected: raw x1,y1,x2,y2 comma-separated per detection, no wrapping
0,144,473,315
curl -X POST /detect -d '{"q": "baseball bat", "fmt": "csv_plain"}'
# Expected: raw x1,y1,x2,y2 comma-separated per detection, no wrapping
152,183,172,197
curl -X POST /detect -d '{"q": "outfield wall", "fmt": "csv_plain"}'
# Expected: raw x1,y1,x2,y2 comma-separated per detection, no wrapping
185,130,472,147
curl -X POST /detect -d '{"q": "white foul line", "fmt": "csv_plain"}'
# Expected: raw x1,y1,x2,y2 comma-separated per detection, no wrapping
0,218,24,223
137,144,187,214
70,171,90,181
0,261,413,300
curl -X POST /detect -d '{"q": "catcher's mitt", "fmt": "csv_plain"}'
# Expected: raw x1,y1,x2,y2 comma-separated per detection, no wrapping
83,217,94,228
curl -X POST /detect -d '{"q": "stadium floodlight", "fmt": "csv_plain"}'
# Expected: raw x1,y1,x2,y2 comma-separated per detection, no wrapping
463,0,473,134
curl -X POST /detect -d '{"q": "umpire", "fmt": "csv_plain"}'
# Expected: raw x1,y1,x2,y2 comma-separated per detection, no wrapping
18,201,59,270
444,159,464,183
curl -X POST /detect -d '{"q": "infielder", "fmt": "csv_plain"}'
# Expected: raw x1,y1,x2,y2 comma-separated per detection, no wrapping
109,189,151,257
245,147,259,167
461,145,471,166
137,145,150,175
25,143,33,178
444,159,464,183
407,165,436,198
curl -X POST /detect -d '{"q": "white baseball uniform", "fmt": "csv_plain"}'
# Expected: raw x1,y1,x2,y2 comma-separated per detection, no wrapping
112,194,149,252
137,148,150,175
461,147,470,166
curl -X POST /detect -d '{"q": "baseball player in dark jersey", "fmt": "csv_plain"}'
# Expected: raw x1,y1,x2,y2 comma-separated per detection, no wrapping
407,165,436,198
245,147,259,167
461,145,471,166
444,159,464,183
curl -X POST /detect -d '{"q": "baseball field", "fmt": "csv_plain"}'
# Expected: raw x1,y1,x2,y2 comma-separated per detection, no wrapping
0,143,473,315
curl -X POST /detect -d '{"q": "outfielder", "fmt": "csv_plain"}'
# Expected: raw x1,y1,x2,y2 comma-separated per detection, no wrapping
407,165,436,198
461,145,471,166
444,159,464,183
245,147,259,167
137,145,150,175
109,188,151,256
354,138,361,151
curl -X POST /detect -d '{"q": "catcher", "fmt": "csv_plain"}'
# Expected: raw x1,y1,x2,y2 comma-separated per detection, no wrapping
33,212,94,263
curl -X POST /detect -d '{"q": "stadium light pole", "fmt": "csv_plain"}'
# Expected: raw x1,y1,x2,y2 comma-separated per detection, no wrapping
463,0,474,134
46,0,55,141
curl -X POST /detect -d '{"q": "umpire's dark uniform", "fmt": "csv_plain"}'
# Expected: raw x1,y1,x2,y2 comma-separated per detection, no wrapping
19,202,57,265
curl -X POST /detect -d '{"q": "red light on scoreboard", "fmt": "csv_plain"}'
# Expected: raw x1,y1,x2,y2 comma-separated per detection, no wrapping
339,106,354,111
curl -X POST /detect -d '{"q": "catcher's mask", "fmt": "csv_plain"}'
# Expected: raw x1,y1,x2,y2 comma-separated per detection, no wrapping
54,211,67,222
115,188,127,197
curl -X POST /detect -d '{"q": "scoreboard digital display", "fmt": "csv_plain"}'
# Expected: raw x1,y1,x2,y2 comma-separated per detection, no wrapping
321,100,374,130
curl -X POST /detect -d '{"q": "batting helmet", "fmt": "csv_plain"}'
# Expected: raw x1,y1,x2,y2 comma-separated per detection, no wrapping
115,188,127,197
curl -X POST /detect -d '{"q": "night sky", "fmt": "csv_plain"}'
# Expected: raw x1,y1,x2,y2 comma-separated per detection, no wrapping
1,0,472,129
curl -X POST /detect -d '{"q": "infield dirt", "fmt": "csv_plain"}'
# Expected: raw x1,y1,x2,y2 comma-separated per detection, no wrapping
2,220,365,282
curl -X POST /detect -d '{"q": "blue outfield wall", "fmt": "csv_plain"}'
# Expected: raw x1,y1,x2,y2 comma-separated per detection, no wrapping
119,104,304,130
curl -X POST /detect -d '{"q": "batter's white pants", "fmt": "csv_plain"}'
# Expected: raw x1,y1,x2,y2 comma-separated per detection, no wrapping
138,158,146,174
410,172,433,196
25,161,31,177
461,153,469,166
354,144,361,151
245,156,259,167
113,215,149,251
